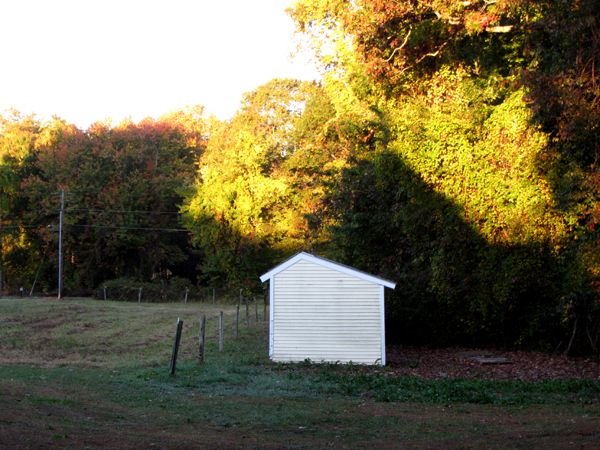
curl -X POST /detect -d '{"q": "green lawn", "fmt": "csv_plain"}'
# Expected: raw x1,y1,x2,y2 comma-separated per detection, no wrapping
0,297,598,448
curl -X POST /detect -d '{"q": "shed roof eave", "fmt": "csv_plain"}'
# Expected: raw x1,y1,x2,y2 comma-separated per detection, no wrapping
259,252,396,289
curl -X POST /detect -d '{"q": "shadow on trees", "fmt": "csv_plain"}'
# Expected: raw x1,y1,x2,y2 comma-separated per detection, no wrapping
357,0,600,353
328,150,594,353
184,212,285,292
516,0,600,353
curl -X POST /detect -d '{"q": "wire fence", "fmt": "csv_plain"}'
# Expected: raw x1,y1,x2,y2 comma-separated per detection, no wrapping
169,294,269,374
92,283,265,304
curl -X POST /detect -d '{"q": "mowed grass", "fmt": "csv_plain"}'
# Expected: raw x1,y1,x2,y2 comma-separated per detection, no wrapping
0,296,231,368
0,297,599,449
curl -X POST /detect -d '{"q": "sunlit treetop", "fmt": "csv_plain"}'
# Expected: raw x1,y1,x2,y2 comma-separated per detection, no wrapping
290,0,554,90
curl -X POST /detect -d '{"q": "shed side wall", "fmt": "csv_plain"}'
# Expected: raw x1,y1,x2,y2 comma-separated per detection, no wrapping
272,259,382,365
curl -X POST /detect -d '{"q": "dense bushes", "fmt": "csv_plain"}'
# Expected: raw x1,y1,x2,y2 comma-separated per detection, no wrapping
287,0,599,353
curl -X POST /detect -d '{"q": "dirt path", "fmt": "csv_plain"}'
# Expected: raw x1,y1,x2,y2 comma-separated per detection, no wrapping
1,385,599,449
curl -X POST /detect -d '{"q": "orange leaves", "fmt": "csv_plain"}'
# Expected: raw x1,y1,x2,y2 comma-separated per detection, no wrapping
464,11,500,34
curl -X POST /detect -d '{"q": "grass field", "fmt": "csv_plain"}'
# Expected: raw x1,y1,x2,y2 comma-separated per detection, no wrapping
0,297,599,449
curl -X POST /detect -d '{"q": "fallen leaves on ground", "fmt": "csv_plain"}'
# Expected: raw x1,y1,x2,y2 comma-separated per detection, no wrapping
387,346,600,380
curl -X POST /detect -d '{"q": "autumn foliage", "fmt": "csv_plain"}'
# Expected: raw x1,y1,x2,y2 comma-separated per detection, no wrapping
0,1,598,354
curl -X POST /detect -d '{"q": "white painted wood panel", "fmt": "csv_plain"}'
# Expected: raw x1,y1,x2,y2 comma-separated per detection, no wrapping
271,259,383,365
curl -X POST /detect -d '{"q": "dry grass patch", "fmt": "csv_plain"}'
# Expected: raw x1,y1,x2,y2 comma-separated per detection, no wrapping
0,296,234,368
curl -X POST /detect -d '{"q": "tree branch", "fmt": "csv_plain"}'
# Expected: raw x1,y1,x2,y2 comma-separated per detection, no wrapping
415,42,448,64
385,28,412,62
485,25,514,33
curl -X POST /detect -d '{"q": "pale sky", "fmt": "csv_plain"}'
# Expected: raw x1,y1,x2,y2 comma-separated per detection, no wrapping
0,0,319,128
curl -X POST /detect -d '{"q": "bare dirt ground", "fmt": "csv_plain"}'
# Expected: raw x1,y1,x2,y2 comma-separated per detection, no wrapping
1,383,599,450
387,346,600,380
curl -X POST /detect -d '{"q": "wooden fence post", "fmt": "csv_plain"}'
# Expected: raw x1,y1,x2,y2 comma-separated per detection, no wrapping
263,294,267,322
103,285,107,301
245,297,249,326
212,287,216,304
184,288,189,304
254,297,258,323
169,318,184,376
236,304,240,338
218,311,224,352
138,287,143,303
198,314,206,364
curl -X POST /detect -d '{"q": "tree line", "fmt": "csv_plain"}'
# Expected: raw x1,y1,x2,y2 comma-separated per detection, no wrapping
0,0,598,354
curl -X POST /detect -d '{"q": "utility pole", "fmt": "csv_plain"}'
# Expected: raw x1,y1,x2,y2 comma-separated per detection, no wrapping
57,190,64,300
0,218,3,298
0,198,3,298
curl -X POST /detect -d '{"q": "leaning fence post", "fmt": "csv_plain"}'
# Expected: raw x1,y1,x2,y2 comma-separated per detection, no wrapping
184,287,189,304
169,318,184,376
218,311,224,352
198,314,206,364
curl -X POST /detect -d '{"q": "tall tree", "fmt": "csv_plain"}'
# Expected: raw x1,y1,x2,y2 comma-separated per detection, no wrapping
182,79,338,286
290,0,599,351
0,111,43,291
5,112,206,294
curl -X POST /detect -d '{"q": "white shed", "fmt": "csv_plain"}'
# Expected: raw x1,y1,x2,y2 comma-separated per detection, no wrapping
259,252,396,366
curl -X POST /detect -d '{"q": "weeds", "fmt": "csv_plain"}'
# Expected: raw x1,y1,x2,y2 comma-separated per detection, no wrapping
314,370,600,405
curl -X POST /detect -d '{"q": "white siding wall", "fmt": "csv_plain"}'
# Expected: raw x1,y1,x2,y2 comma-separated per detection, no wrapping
272,259,382,365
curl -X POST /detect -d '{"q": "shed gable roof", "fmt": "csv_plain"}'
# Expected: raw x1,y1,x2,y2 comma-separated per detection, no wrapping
259,252,396,289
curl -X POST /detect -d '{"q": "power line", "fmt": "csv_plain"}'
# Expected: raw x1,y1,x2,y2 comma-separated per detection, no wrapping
0,224,46,231
66,208,181,215
69,224,190,233
0,223,189,233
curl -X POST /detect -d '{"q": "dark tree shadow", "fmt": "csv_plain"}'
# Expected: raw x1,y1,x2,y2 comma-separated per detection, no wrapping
327,150,579,351
340,0,600,352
